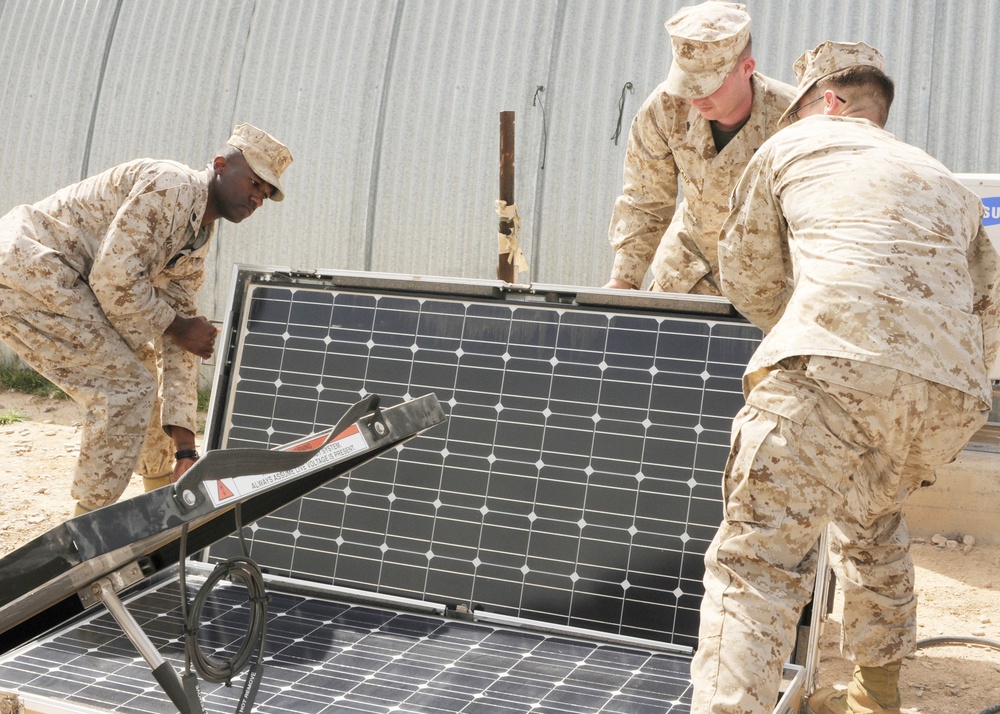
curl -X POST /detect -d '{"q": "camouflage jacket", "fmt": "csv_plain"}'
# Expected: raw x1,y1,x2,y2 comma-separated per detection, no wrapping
720,116,1000,404
0,159,214,432
608,72,795,292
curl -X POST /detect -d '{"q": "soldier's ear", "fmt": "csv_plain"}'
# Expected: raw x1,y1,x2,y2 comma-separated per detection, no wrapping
212,155,228,173
823,90,844,116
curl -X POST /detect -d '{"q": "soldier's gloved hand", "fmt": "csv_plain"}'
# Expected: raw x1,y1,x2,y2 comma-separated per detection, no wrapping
165,314,219,359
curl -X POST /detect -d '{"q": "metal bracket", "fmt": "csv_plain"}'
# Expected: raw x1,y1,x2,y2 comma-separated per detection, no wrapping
366,402,389,441
78,567,202,713
78,561,144,610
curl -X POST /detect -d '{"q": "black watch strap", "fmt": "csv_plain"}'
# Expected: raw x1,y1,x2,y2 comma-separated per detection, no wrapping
174,448,200,461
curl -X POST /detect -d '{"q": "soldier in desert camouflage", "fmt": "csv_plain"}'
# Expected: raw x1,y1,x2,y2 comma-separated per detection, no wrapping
689,42,1000,714
605,1,794,294
0,124,292,515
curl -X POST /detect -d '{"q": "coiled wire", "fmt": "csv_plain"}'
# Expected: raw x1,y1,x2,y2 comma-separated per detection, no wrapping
178,506,269,697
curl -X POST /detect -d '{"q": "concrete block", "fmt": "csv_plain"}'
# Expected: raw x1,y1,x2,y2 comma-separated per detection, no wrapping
904,450,1000,543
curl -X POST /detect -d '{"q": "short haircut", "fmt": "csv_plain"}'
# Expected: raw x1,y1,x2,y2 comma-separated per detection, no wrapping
738,33,753,61
219,144,244,161
819,65,895,126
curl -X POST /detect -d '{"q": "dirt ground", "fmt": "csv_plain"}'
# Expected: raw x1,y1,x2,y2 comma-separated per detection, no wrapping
0,389,998,714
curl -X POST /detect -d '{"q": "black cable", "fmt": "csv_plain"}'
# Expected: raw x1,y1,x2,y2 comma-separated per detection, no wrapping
178,506,269,711
532,85,547,170
184,554,268,683
611,81,634,145
916,636,1000,714
916,635,1000,651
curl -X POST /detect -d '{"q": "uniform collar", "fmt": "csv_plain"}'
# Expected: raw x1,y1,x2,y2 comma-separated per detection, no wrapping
188,168,212,231
682,75,761,159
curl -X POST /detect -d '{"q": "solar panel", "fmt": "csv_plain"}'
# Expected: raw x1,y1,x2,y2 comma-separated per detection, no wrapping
205,270,760,650
0,269,820,714
0,575,699,713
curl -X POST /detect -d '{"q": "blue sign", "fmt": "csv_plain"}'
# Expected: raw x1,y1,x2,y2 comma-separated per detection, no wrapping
983,196,1000,227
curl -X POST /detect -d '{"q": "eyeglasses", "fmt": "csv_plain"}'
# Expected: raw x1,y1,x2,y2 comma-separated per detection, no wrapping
789,94,846,122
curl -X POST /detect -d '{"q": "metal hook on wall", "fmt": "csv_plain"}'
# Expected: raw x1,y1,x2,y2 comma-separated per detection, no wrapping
532,85,547,170
611,81,634,145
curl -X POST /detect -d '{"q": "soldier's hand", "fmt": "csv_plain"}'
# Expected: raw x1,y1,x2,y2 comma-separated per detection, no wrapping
165,314,219,359
602,278,636,290
174,455,198,480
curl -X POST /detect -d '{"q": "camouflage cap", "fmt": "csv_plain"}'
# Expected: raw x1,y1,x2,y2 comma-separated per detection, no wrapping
663,2,751,100
226,123,293,201
779,40,886,123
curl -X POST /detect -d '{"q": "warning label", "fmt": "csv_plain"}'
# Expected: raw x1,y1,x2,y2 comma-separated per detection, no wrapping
206,424,369,508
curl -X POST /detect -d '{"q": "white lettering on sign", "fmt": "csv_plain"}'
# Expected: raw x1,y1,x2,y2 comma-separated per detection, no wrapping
982,196,1000,227
206,424,369,508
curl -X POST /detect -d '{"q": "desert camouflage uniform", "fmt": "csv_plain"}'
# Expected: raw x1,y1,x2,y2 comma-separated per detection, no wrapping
689,115,1000,713
0,160,212,509
607,72,795,293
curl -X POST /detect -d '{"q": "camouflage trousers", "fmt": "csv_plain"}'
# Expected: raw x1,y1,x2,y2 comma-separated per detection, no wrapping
0,287,175,509
690,355,988,714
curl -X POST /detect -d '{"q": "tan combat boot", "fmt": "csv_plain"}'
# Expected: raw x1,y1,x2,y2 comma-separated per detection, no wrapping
808,661,902,714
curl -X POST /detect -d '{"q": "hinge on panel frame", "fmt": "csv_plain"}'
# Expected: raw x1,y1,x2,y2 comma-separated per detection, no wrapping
445,603,476,621
366,402,389,442
273,269,325,282
77,561,144,610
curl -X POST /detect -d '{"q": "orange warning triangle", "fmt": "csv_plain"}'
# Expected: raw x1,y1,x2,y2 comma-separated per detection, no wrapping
217,480,235,501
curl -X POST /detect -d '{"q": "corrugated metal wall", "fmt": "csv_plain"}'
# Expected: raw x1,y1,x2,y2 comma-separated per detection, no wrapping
1,0,997,317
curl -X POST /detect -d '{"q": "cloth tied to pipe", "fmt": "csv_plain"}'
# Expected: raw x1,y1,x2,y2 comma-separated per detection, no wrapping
495,199,529,276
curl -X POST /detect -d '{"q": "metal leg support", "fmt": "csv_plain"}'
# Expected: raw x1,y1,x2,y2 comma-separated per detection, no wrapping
804,529,832,696
92,578,203,714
